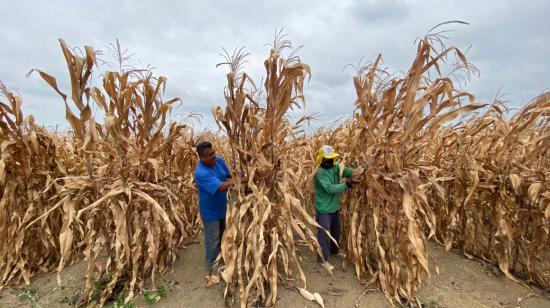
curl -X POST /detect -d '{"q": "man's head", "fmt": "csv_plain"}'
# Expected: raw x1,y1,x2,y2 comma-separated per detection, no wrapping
316,145,339,168
196,141,216,167
320,157,335,169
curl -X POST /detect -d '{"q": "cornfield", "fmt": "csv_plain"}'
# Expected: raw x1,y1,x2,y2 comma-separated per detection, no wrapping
0,28,548,307
303,29,550,305
1,40,200,306
428,93,550,287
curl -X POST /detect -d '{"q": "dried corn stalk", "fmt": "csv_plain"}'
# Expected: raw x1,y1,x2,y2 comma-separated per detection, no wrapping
429,93,550,288
19,40,201,305
213,33,324,307
339,29,485,304
0,83,71,286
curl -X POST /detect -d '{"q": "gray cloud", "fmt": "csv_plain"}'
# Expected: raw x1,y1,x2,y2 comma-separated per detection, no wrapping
351,0,409,25
0,0,548,131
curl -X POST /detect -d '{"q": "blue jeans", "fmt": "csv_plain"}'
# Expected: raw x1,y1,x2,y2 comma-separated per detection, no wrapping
202,218,226,269
316,211,341,262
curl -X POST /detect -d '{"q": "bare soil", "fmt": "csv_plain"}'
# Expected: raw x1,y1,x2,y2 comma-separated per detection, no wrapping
0,237,548,308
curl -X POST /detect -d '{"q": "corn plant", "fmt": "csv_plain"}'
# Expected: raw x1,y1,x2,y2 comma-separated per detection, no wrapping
214,32,325,307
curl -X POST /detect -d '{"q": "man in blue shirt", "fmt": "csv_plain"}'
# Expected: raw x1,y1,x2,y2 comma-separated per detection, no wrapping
194,141,234,273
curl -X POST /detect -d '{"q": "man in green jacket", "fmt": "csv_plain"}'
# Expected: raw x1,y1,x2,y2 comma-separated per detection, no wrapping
314,145,357,263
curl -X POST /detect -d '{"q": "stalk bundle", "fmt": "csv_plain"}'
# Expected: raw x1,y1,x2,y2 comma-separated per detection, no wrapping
213,33,324,307
339,31,485,304
2,40,201,305
430,93,550,288
0,83,68,286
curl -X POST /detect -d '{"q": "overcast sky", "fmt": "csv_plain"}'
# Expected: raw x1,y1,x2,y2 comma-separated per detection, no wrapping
1,0,548,131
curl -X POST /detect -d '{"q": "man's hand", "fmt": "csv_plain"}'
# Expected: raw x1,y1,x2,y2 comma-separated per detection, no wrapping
345,177,361,188
219,181,235,191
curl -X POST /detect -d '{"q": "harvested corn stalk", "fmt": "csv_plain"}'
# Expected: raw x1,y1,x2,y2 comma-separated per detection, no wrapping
214,32,325,307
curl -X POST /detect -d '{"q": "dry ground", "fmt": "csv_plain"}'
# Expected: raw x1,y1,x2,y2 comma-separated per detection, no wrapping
1,237,548,308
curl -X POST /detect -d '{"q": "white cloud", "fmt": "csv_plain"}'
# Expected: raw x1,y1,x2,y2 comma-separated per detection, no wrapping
0,0,548,131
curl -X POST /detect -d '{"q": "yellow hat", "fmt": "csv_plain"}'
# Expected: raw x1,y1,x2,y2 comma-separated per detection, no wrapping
316,145,339,166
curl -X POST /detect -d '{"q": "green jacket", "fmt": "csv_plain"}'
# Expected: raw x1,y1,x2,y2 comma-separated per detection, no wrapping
314,165,353,213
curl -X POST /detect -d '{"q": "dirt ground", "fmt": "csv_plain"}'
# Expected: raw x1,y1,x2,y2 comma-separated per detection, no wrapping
0,237,548,308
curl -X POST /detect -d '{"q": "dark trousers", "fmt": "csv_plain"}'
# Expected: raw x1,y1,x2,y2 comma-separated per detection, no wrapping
316,211,341,262
202,218,226,269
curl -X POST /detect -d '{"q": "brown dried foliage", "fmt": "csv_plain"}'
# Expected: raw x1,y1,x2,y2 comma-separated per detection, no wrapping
1,40,200,306
429,93,550,288
213,33,326,307
304,30,549,305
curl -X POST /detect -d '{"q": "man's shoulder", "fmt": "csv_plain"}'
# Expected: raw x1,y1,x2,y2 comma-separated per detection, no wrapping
316,166,337,178
194,163,209,177
315,167,327,178
316,167,333,174
216,156,230,170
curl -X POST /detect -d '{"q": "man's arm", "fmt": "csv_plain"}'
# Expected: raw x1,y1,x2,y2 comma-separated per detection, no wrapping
342,167,354,178
317,171,348,194
219,157,231,177
195,171,233,195
344,166,365,184
220,157,248,184
218,181,234,191
225,174,248,184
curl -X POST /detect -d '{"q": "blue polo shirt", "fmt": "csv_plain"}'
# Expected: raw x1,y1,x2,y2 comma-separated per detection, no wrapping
194,156,231,221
